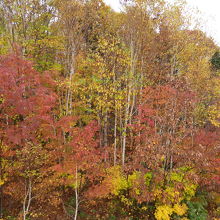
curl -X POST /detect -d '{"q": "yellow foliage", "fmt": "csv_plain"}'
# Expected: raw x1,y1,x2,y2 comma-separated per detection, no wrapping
170,171,184,182
106,166,128,196
127,171,140,187
154,189,163,199
141,206,148,211
173,203,188,216
0,179,4,186
144,172,153,186
154,205,173,220
165,186,180,203
134,188,141,195
184,184,197,200
208,105,220,127
120,195,133,206
155,203,188,220
62,172,85,189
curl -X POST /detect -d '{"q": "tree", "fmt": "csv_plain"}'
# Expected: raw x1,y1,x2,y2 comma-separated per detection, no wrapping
0,54,57,218
211,51,220,70
0,0,219,219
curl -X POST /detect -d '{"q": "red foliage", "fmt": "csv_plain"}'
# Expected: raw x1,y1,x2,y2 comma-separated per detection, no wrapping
0,54,57,147
129,82,219,189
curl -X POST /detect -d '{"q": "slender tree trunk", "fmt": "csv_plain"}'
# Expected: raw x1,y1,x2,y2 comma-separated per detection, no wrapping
69,90,73,115
74,166,79,220
0,139,3,219
65,43,75,115
191,117,195,147
122,85,131,166
0,151,2,219
98,114,102,148
129,92,136,124
122,39,136,166
104,113,108,148
104,112,108,162
114,110,117,166
122,117,128,166
119,108,123,153
66,87,70,115
0,185,2,219
23,178,32,220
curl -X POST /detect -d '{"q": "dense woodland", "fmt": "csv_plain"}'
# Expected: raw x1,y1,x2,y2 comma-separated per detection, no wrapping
0,0,219,219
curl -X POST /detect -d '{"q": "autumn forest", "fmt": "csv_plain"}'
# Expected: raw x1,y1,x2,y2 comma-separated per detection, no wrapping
0,0,219,219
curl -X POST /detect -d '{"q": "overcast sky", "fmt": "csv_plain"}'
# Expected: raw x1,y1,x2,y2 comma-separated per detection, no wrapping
104,0,220,46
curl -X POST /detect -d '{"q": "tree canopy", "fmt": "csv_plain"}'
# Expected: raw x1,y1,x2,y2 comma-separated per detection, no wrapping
0,0,219,219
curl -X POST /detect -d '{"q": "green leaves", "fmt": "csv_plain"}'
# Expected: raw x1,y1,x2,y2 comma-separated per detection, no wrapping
186,200,208,220
211,51,220,70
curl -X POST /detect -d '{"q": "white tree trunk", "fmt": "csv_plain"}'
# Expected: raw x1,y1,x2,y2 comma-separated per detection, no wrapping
74,166,79,220
23,178,32,220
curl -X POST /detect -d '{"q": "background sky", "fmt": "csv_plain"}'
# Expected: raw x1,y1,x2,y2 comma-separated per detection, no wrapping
104,0,220,46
